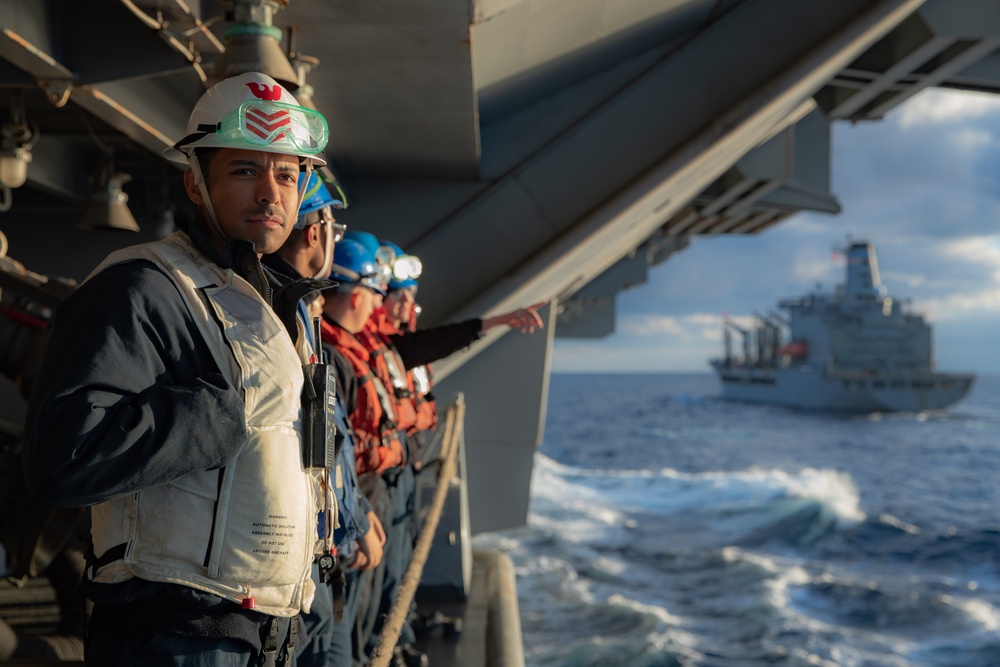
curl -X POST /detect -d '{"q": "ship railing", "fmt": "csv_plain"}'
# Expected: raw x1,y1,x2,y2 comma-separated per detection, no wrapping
369,394,526,667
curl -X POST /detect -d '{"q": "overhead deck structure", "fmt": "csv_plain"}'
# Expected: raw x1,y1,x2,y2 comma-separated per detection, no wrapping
2,0,1000,531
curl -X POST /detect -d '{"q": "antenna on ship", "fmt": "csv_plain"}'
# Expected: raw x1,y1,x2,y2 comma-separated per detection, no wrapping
723,317,732,365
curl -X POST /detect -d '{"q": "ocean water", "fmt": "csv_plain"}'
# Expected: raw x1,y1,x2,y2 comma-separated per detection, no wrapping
474,373,1000,667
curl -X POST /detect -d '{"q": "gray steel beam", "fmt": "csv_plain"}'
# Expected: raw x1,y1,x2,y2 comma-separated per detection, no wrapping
718,179,786,221
0,20,75,107
866,37,1000,118
434,301,556,533
69,77,191,159
22,138,90,201
556,297,615,338
290,0,480,178
701,174,761,217
829,34,954,118
425,1,925,384
729,210,780,235
0,16,193,160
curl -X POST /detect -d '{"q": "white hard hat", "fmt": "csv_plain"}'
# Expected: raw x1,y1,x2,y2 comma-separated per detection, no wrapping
164,72,328,166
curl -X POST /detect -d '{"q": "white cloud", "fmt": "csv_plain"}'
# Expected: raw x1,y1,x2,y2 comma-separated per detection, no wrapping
790,252,840,287
551,336,723,373
620,314,684,336
895,88,1000,128
953,128,993,151
619,312,732,339
941,235,1000,270
880,270,927,290
686,313,720,327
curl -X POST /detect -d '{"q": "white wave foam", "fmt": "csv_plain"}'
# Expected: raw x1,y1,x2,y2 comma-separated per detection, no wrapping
605,592,687,628
878,513,921,535
529,453,867,540
948,596,1000,632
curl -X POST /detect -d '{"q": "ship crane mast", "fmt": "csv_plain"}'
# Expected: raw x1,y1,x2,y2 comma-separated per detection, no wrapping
723,318,751,366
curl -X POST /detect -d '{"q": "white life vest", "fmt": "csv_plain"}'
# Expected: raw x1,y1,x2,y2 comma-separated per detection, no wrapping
86,231,318,617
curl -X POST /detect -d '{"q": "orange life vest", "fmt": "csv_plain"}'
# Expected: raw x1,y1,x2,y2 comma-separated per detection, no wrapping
376,315,436,434
360,316,418,434
321,320,406,475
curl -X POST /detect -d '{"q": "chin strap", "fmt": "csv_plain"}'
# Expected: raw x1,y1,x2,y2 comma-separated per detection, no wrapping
187,156,226,243
315,222,335,279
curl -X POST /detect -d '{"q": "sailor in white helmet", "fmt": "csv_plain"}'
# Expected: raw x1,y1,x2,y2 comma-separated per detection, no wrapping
23,72,332,666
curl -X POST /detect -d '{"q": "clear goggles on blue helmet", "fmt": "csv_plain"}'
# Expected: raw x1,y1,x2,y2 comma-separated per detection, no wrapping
373,246,395,289
181,99,329,157
392,254,422,282
332,264,387,297
297,208,347,242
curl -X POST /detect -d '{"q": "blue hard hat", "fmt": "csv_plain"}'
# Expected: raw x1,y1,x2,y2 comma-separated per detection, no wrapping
381,240,422,290
330,238,386,296
344,231,393,288
294,172,344,230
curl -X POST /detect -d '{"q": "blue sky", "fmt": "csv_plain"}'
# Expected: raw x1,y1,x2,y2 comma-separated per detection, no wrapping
551,87,1000,374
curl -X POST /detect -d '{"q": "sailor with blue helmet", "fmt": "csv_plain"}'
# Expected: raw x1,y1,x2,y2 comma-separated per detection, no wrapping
377,242,436,446
343,230,395,292
377,239,551,449
317,238,427,664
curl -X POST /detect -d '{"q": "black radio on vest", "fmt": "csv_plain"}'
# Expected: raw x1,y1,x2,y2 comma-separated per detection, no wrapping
302,316,339,469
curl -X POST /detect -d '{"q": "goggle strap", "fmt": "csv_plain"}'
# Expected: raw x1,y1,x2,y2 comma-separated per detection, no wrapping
332,264,362,283
172,130,211,153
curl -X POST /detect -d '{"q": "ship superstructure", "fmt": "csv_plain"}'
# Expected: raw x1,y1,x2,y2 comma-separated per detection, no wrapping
711,242,974,412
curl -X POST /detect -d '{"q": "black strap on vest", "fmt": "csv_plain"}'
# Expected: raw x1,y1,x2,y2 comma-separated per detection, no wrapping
286,617,298,663
331,561,346,623
260,616,298,666
83,538,128,582
359,371,398,431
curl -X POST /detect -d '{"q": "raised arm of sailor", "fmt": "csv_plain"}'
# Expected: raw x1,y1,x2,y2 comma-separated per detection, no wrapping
481,300,547,334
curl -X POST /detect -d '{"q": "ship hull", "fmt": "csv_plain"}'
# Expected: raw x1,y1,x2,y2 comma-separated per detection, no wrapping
712,363,975,412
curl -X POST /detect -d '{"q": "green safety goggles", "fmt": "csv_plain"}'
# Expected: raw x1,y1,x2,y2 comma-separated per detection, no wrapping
179,99,329,156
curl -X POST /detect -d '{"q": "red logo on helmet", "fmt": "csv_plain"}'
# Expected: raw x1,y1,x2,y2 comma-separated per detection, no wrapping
246,82,283,101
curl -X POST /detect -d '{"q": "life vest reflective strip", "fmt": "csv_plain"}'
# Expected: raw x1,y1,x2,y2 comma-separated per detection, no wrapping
359,324,418,433
358,370,397,424
322,321,406,474
410,364,438,433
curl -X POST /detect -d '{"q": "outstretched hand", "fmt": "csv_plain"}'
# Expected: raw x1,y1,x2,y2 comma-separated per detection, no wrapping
482,301,547,334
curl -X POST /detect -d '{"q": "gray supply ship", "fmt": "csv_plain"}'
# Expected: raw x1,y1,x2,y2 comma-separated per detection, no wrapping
711,242,975,412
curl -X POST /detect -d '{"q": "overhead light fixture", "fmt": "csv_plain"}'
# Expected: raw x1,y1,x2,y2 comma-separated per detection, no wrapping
208,0,298,89
0,91,36,189
78,172,140,233
0,91,37,211
0,145,31,189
